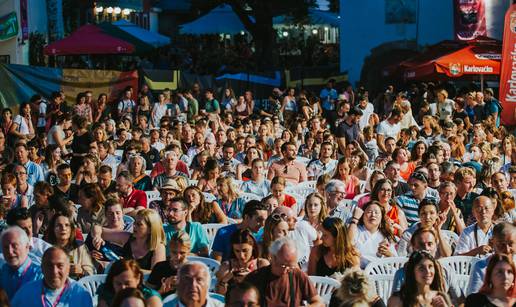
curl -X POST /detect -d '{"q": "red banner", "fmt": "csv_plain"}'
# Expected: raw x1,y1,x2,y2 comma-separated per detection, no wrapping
500,4,516,126
454,0,487,41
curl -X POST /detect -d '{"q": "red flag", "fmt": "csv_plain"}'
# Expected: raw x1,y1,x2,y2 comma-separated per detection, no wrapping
454,0,487,41
500,4,516,126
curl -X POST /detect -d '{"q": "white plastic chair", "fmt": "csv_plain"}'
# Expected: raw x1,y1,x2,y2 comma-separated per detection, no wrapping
285,185,316,199
189,179,199,187
298,180,317,189
114,149,124,159
77,274,107,305
163,293,225,306
187,256,221,275
369,273,396,304
438,256,476,290
203,192,216,202
232,179,244,189
144,170,151,176
309,275,341,305
441,230,460,252
364,256,408,302
240,192,261,203
358,180,367,193
145,191,161,203
201,223,226,249
364,257,408,276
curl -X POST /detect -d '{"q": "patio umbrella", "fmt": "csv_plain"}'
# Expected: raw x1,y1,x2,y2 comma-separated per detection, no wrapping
98,22,155,54
112,20,170,48
44,24,134,55
179,4,252,35
404,37,501,81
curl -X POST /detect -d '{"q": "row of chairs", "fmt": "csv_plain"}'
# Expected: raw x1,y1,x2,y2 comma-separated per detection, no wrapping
77,255,340,306
365,255,477,303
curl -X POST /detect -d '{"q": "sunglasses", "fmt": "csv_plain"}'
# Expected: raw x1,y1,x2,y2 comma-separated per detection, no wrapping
271,213,288,221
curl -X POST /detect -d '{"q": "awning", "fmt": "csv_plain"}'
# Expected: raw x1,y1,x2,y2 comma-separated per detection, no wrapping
112,20,170,47
96,0,143,10
44,24,134,55
404,37,501,80
179,4,253,35
98,22,155,54
273,9,340,27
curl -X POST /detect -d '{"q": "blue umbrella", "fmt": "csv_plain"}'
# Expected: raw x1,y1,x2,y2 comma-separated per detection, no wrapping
112,19,170,47
179,4,254,35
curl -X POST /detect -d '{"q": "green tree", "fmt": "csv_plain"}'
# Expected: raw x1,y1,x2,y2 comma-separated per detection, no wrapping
191,0,315,69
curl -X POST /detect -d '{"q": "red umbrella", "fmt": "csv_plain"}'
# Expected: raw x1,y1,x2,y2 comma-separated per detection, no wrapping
404,37,501,80
44,24,135,55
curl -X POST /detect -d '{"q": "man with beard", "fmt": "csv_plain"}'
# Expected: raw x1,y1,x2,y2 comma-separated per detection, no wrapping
267,142,307,184
163,197,210,257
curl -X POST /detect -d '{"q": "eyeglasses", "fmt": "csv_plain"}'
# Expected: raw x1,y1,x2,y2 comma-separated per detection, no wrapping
14,172,27,176
330,191,346,196
271,213,288,221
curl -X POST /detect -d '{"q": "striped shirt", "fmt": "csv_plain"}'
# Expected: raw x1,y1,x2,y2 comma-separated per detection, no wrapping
396,190,439,227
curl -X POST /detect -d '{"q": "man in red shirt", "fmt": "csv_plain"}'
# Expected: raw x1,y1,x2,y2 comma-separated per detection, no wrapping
116,171,147,216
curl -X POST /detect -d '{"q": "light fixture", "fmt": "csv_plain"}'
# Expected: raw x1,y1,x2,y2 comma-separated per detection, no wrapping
225,34,231,39
95,6,103,13
324,26,329,31
312,29,318,34
282,31,289,37
114,7,122,15
122,8,131,15
106,7,113,14
240,30,245,35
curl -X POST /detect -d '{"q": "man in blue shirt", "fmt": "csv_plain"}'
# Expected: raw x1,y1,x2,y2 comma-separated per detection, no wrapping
211,200,268,262
320,79,338,129
11,246,93,307
483,88,502,128
0,226,42,299
14,143,44,186
163,197,210,257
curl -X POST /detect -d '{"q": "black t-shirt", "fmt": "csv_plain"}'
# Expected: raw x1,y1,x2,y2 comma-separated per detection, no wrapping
71,131,93,154
336,120,360,145
102,181,117,195
141,147,160,170
464,293,516,307
53,184,79,203
147,260,177,297
394,181,410,197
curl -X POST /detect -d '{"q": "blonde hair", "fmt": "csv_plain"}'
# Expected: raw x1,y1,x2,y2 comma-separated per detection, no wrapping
136,209,165,251
304,192,328,223
216,177,240,200
335,268,378,304
437,89,448,99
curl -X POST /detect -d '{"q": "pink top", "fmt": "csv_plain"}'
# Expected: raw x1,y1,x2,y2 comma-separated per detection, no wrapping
344,175,359,199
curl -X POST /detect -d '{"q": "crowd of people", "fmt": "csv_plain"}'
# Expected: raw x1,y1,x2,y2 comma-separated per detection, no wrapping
0,78,513,307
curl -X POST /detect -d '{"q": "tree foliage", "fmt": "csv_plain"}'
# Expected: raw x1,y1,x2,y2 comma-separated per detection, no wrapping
190,0,316,69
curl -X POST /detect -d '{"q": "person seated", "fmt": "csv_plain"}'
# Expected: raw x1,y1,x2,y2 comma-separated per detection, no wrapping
455,196,495,257
388,251,451,307
5,207,50,265
214,177,246,222
115,171,147,216
244,237,324,307
13,164,34,207
98,165,117,196
260,214,290,260
76,183,107,234
270,176,297,210
128,155,152,191
467,222,516,295
147,231,190,297
225,282,261,307
165,261,224,307
45,212,95,278
92,209,166,272
307,217,360,278
111,288,147,307
464,254,516,307
332,158,360,200
0,226,42,299
184,186,226,224
240,158,271,198
97,259,161,307
197,159,221,196
392,227,462,305
215,229,269,295
348,201,398,269
437,182,466,235
149,178,182,223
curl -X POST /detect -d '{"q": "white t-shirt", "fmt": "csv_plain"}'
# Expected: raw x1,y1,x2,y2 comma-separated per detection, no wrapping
358,103,374,130
118,99,135,116
289,220,318,271
354,225,398,269
37,102,47,128
13,115,29,135
151,103,167,127
47,125,64,146
376,119,401,140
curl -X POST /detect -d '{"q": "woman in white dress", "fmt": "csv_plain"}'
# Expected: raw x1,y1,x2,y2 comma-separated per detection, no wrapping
10,102,35,142
348,200,398,269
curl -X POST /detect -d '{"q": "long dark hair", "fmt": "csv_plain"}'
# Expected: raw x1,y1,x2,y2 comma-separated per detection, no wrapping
399,251,446,307
46,212,78,251
230,229,260,260
358,201,395,242
184,186,211,224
